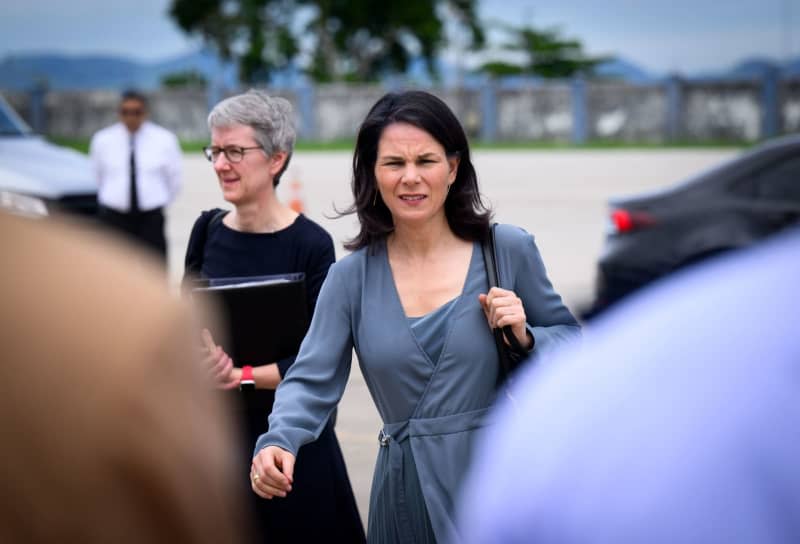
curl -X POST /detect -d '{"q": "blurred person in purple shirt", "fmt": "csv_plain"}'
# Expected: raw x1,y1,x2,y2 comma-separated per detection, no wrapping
456,228,800,543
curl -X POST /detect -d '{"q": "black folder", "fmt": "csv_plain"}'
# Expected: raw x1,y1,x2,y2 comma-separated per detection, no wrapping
191,273,309,365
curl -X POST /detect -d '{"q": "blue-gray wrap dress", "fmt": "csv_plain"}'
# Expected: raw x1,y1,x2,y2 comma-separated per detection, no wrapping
256,224,581,542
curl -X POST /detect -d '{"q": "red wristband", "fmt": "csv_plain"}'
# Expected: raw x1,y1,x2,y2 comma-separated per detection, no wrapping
240,365,255,390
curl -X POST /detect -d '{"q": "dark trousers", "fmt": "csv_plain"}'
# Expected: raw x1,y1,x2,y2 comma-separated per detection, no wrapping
99,206,167,263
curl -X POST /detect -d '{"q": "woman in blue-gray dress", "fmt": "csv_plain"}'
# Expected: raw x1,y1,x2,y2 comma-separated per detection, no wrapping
250,90,581,543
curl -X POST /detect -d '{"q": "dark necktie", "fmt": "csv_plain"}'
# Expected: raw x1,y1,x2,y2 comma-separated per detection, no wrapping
129,135,140,214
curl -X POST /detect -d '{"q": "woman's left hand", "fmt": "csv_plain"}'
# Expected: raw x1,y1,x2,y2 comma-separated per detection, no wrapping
479,287,533,350
201,329,241,390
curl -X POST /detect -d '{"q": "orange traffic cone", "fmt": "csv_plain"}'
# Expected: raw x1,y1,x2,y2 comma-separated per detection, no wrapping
288,178,305,214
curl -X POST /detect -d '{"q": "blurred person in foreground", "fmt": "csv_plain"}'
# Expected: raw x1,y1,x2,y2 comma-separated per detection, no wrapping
456,228,800,543
89,89,182,264
183,89,365,543
0,210,243,543
251,90,580,543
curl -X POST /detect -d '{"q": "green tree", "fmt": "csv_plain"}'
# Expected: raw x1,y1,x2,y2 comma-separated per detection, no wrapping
304,0,484,82
481,23,606,79
169,0,483,83
161,70,208,88
169,0,298,83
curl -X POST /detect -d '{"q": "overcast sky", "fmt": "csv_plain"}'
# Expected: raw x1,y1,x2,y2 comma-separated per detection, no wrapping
0,0,797,74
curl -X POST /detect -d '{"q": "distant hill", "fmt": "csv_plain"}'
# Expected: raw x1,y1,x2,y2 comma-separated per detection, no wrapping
0,49,239,91
405,56,659,85
729,57,781,78
1,50,798,91
0,54,146,90
693,56,800,81
593,58,656,82
149,50,239,88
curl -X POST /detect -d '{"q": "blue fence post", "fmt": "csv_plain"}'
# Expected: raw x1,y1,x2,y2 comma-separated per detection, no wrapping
206,50,224,112
206,82,222,113
29,81,47,134
761,67,780,139
297,84,316,140
665,74,683,142
480,80,497,142
571,76,588,145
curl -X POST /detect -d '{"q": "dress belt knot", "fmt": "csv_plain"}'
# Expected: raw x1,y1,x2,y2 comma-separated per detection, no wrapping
378,420,410,447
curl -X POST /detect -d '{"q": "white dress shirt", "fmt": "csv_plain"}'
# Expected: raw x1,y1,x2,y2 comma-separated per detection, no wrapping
89,121,182,212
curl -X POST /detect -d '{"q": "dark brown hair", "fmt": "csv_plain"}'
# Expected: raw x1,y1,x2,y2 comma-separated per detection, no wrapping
342,90,492,250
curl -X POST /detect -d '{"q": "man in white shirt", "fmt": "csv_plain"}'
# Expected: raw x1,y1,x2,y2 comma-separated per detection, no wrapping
89,90,182,263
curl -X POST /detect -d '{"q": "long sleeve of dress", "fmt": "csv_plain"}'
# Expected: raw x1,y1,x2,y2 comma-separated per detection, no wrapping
494,224,581,358
255,260,355,455
275,232,336,378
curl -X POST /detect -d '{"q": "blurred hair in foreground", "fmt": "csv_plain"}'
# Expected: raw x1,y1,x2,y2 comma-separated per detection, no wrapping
0,211,246,543
456,226,800,543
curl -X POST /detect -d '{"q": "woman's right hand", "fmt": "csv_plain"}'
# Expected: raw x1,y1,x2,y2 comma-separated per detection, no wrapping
201,329,238,389
251,446,295,499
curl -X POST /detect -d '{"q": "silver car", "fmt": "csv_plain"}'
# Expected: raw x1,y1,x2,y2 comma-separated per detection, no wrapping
0,95,97,216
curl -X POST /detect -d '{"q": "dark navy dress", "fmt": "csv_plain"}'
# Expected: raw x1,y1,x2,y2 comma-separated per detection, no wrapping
184,209,365,543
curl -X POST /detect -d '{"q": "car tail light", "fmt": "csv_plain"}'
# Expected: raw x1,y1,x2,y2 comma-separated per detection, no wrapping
610,209,656,233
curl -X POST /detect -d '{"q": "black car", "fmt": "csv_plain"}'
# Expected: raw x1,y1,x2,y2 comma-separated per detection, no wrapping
590,134,800,316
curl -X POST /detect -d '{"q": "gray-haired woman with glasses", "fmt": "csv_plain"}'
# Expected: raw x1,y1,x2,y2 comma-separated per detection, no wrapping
183,89,365,543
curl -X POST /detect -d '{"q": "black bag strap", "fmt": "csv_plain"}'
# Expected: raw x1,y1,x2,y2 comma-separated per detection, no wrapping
199,209,228,270
204,209,228,247
183,209,228,283
482,223,528,381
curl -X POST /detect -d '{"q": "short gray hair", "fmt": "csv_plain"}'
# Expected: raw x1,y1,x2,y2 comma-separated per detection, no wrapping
207,89,296,185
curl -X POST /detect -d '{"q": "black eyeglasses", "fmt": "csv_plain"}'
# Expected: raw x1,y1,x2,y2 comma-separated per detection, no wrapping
203,145,263,163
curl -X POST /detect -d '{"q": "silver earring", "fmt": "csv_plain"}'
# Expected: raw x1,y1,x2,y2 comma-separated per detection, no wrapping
373,190,378,206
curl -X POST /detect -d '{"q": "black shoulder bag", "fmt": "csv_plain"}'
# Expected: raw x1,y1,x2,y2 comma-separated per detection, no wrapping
481,223,530,384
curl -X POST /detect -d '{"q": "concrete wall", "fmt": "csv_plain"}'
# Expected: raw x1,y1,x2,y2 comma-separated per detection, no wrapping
682,81,762,142
496,84,573,142
3,88,215,141
587,82,667,142
44,90,119,140
3,77,798,144
313,85,384,141
434,88,484,140
308,85,485,141
149,88,214,141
